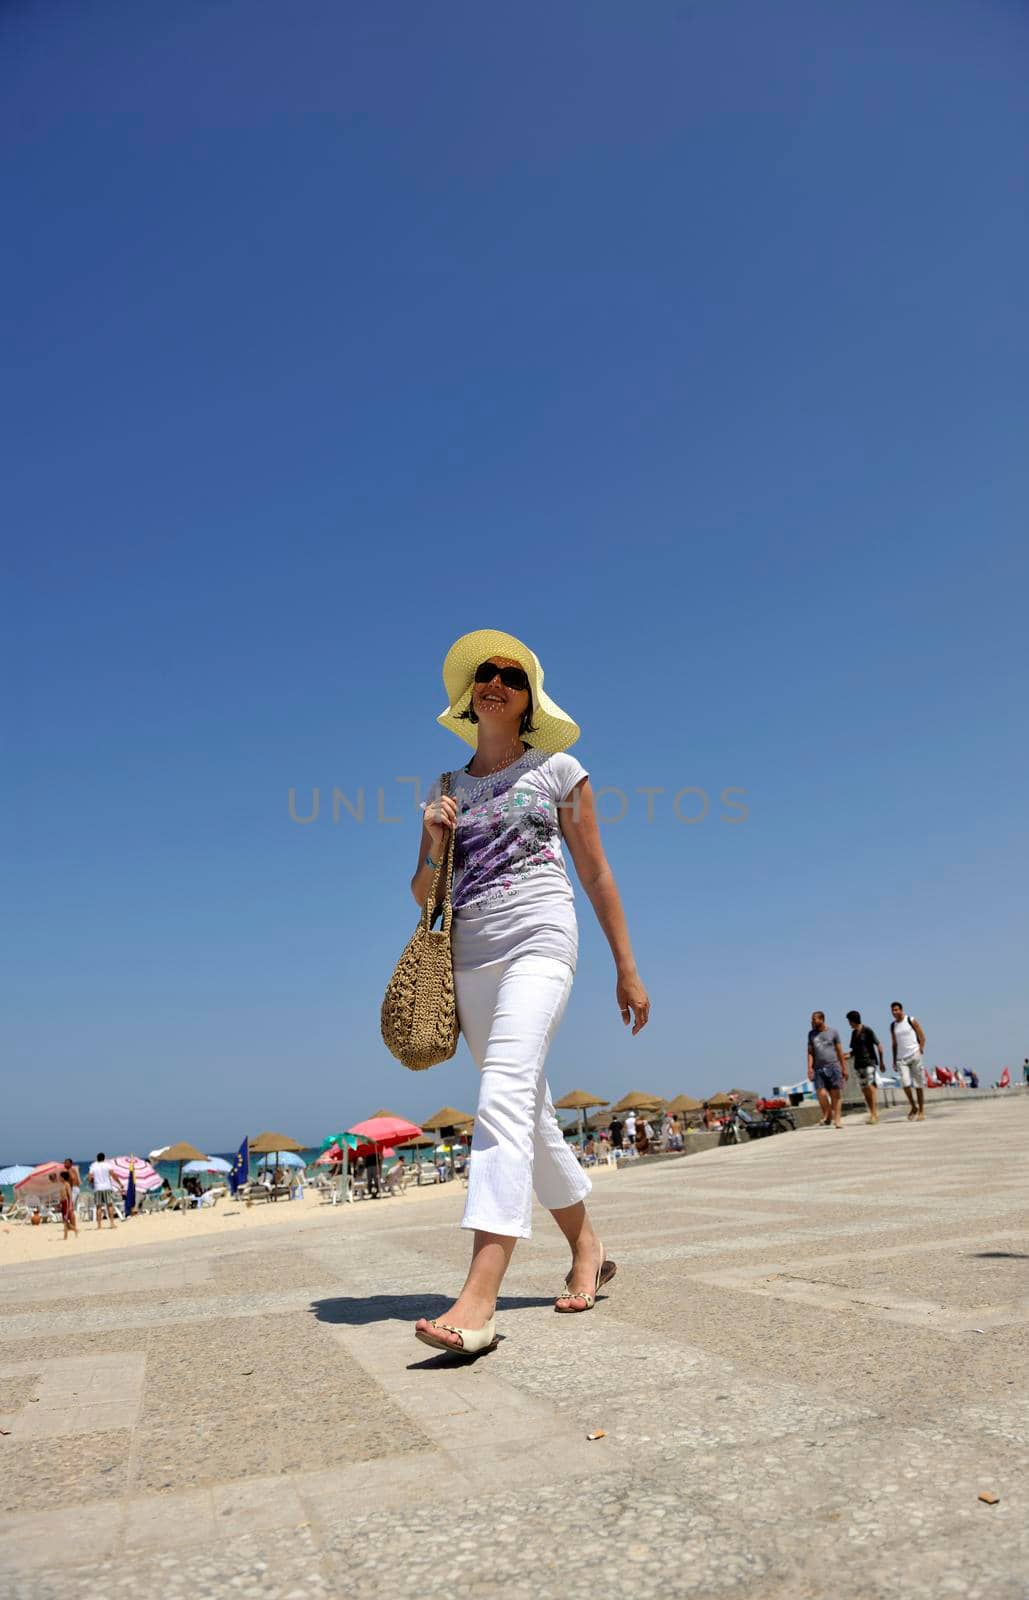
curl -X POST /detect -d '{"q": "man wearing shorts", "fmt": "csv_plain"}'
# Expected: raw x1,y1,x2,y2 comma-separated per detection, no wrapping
807,1011,848,1128
846,1011,886,1124
87,1151,123,1229
891,1003,927,1121
61,1158,82,1217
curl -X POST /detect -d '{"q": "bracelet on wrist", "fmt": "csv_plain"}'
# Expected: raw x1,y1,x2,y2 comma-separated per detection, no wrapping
424,852,441,871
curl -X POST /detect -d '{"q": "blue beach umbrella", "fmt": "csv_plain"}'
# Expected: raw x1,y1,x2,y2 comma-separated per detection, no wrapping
0,1165,36,1185
182,1157,232,1174
256,1151,305,1169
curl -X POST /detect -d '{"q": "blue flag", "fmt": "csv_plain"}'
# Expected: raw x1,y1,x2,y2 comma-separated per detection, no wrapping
229,1137,249,1196
124,1162,136,1218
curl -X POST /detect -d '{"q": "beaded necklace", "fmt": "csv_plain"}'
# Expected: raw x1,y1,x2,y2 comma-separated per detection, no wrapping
458,745,536,812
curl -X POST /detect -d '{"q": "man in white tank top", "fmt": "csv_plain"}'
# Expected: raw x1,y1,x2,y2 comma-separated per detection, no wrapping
890,1002,927,1121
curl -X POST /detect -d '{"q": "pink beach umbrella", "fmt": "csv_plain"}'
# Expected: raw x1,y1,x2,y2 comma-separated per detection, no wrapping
347,1117,423,1146
108,1156,162,1192
14,1162,64,1201
346,1118,423,1191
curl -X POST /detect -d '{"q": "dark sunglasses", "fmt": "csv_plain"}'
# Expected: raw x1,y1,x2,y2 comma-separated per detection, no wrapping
473,661,529,691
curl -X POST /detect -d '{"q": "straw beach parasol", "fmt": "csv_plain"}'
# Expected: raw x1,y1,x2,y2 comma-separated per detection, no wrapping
420,1107,474,1179
554,1089,608,1143
706,1092,732,1108
611,1091,665,1113
160,1142,209,1191
666,1094,703,1129
249,1133,305,1187
250,1132,304,1153
421,1107,474,1131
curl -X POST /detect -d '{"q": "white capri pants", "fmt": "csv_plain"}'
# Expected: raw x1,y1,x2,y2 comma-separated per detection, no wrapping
455,953,592,1239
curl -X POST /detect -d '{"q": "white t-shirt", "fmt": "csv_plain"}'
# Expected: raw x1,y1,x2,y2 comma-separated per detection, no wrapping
624,1113,637,1139
89,1160,114,1192
893,1015,920,1059
425,749,589,972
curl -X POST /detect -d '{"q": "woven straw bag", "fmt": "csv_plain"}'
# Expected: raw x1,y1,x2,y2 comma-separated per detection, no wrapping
380,773,460,1071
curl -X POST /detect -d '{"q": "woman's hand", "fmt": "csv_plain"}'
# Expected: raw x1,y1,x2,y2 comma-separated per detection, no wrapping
424,793,458,856
617,969,650,1035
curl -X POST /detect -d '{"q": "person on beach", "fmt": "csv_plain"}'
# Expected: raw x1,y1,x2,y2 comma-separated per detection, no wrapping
56,1169,78,1240
61,1158,81,1217
609,1114,624,1152
411,630,650,1356
846,1011,886,1124
890,1002,927,1121
87,1152,123,1229
807,1012,848,1128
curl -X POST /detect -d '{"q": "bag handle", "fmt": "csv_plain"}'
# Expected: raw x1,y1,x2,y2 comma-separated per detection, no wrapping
422,771,456,936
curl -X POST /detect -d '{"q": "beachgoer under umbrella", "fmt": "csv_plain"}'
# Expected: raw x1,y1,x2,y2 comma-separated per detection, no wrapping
409,630,649,1357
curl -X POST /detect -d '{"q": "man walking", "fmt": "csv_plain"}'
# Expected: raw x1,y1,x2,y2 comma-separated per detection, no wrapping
61,1158,82,1218
609,1113,624,1152
890,1003,927,1121
87,1151,123,1229
846,1011,886,1124
807,1011,848,1129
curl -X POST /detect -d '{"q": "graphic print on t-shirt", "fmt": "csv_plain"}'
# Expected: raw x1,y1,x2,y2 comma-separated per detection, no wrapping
426,751,589,972
455,765,565,910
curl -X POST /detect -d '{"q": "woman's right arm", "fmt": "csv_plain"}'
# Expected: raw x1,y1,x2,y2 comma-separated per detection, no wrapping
410,793,458,907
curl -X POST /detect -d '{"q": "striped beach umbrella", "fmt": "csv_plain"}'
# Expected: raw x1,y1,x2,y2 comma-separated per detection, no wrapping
108,1156,163,1191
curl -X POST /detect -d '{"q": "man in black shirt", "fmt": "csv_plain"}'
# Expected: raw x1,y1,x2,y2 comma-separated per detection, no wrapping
846,1010,886,1124
609,1115,624,1152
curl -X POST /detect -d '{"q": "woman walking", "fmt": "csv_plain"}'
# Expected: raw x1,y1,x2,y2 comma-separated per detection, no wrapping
411,629,649,1356
57,1167,78,1241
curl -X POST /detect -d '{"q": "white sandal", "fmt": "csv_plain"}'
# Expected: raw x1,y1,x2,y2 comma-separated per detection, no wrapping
414,1314,498,1357
556,1247,617,1313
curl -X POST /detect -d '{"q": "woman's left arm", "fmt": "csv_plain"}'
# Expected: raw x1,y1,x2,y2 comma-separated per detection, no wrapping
559,779,650,1034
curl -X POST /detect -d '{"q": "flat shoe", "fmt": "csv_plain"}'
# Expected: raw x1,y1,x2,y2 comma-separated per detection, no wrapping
556,1248,616,1313
414,1314,497,1357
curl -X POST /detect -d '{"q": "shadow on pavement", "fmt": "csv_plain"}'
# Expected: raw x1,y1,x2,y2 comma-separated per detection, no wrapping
308,1293,554,1326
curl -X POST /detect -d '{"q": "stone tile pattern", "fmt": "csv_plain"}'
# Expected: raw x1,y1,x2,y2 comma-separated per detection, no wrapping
1,1095,1027,1599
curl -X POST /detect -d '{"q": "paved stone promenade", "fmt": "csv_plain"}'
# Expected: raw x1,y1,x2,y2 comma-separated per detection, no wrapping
2,1096,1027,1599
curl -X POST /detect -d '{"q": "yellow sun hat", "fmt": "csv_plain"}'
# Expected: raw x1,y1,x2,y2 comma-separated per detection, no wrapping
437,629,581,754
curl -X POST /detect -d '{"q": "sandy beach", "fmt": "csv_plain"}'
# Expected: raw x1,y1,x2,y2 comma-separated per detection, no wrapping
0,1178,464,1265
0,1163,621,1266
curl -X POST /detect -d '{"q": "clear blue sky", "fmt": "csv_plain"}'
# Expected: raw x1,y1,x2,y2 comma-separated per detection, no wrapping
4,0,1027,1159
